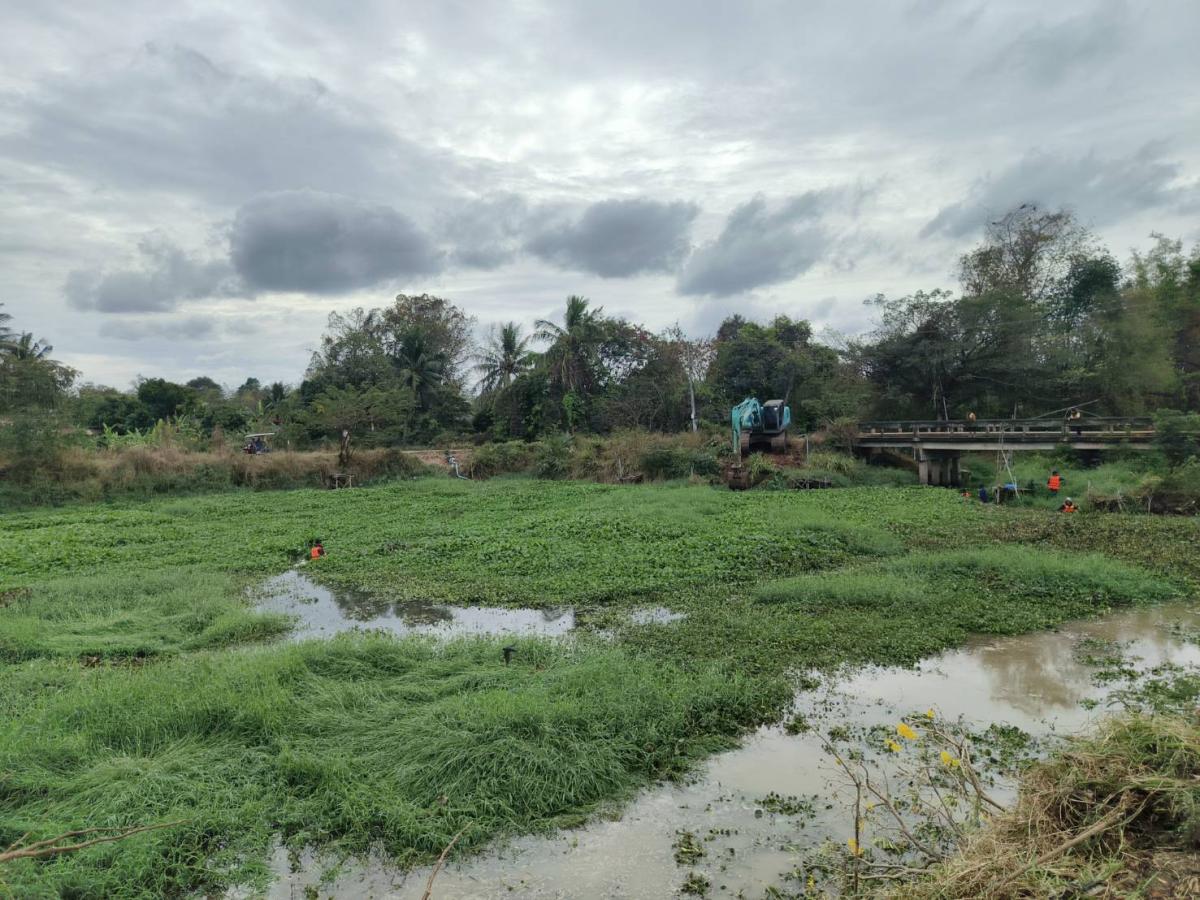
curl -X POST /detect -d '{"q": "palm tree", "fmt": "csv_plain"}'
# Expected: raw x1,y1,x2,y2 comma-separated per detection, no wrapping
474,322,533,394
4,332,58,364
0,303,16,352
534,295,603,393
393,327,446,410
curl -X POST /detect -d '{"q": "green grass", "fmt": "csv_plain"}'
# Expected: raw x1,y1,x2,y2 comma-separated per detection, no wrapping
0,569,289,662
0,636,785,898
0,481,955,604
1,479,1197,897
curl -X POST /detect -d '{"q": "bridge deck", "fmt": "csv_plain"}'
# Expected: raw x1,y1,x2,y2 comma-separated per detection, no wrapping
857,417,1154,448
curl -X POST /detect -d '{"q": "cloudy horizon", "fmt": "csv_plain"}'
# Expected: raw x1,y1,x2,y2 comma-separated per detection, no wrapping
3,0,1198,391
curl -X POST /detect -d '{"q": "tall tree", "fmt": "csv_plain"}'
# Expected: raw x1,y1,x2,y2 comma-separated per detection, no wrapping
306,308,391,390
474,322,533,394
379,294,475,388
393,328,447,411
664,323,716,432
135,378,198,422
3,332,58,363
0,303,15,350
958,205,1095,304
0,311,77,474
534,295,603,394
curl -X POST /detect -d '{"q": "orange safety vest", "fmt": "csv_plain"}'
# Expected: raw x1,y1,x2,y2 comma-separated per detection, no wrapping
311,546,325,559
1048,475,1061,491
1062,504,1076,514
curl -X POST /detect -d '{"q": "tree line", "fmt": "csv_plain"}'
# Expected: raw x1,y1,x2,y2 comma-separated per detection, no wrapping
2,205,1199,472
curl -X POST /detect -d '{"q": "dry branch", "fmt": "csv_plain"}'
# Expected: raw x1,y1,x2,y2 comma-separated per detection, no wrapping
420,821,472,900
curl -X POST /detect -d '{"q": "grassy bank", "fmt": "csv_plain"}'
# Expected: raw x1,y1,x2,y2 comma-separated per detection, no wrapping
2,480,1197,897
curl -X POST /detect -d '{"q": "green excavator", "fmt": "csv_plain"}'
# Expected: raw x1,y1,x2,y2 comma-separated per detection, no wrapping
727,397,791,489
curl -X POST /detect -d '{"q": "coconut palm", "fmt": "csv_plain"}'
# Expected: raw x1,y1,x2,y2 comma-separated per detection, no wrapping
4,332,58,364
0,303,15,352
393,327,446,410
533,295,603,393
474,322,533,394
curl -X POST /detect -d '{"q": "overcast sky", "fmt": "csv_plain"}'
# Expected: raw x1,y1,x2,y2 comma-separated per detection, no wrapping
3,0,1198,390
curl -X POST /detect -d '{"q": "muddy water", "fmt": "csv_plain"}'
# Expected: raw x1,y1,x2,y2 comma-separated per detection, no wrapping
253,571,686,638
254,570,577,639
237,601,1199,900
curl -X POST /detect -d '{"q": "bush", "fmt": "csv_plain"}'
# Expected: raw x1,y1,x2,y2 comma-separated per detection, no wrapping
638,446,720,481
469,441,537,478
536,433,573,479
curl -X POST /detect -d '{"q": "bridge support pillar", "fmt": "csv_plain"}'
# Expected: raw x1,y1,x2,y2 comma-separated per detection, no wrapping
916,449,963,486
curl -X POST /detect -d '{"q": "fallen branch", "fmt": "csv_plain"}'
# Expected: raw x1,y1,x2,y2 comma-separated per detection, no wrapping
420,821,472,900
989,798,1143,892
0,820,188,865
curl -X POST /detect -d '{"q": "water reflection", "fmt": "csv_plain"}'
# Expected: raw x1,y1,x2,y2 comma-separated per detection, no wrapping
254,570,576,639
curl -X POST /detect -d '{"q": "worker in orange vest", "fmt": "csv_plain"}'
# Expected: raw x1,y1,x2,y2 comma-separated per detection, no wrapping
311,540,326,559
1047,470,1063,495
1058,497,1077,513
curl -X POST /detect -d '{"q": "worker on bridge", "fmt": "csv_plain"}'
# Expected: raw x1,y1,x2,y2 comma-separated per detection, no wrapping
1058,497,1078,514
1047,470,1063,496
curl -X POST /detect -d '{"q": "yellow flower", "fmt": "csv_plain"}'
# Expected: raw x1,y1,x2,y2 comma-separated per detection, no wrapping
847,838,864,856
897,722,918,741
865,801,875,811
951,758,961,767
926,709,936,719
940,750,955,766
807,875,816,890
886,739,902,753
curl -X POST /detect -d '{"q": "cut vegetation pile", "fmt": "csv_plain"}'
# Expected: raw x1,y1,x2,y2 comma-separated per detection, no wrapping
887,713,1200,899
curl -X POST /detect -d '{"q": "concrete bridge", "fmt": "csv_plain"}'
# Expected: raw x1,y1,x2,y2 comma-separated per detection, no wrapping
855,417,1155,485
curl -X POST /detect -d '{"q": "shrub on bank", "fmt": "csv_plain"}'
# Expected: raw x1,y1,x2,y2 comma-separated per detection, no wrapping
0,446,435,508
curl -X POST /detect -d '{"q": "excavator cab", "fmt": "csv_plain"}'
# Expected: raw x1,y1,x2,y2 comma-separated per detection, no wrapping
761,400,788,437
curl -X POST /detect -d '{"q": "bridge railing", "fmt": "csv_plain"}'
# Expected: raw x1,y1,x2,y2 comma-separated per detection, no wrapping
857,417,1155,439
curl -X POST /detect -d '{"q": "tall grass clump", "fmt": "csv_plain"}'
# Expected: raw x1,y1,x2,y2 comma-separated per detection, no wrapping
751,547,1179,657
0,569,290,662
0,635,786,898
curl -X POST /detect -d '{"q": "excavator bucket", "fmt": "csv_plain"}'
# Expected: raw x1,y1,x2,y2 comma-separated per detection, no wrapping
727,466,750,490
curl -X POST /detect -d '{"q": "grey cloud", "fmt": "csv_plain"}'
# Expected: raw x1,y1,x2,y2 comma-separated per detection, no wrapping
525,198,699,278
439,193,531,269
65,235,238,313
677,190,865,297
11,42,456,206
975,1,1126,87
230,190,443,293
98,316,219,342
922,144,1196,238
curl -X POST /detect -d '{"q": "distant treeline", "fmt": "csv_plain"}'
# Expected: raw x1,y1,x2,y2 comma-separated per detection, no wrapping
2,205,1199,476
